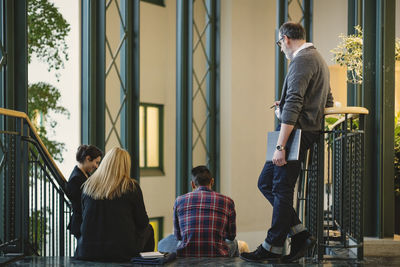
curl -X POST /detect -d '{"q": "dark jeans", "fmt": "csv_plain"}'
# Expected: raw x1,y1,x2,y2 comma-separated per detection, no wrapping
158,234,239,257
258,126,319,247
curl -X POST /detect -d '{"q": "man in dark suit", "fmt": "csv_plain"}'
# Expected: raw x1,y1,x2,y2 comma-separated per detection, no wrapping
240,22,333,263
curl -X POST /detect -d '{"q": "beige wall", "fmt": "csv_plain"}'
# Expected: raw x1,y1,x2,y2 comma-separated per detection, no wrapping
139,0,176,237
314,0,347,66
397,0,400,38
314,0,347,105
220,0,276,249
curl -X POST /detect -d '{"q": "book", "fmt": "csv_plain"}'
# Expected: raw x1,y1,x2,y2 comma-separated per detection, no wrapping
266,129,301,162
132,252,177,265
139,251,165,258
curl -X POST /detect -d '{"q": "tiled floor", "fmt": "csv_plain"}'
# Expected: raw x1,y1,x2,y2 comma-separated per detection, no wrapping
2,255,400,267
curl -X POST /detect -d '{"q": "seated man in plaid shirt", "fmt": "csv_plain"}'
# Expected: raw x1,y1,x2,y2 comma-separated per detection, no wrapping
158,165,238,257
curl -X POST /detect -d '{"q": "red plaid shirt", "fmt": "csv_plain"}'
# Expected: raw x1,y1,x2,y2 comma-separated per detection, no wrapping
173,186,236,257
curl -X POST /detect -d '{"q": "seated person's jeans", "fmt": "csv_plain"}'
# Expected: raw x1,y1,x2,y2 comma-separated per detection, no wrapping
158,234,238,257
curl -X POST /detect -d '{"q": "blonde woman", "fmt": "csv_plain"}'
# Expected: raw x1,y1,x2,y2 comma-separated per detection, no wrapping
75,147,154,262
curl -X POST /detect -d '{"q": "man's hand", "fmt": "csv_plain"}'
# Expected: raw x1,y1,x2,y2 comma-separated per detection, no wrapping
269,101,281,109
272,149,287,166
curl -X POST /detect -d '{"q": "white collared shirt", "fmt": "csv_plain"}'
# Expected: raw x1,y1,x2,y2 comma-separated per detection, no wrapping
292,42,314,59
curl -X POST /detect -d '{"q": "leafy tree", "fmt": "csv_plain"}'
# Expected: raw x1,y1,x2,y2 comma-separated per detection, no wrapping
28,0,70,79
27,0,70,162
28,82,69,162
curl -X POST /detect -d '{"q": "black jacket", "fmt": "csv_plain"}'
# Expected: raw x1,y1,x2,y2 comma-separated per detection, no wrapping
66,166,87,238
75,181,150,262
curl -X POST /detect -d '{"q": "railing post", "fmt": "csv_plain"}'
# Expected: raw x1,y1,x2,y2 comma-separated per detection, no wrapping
20,119,29,254
59,196,65,256
316,123,325,260
14,117,23,254
358,114,365,260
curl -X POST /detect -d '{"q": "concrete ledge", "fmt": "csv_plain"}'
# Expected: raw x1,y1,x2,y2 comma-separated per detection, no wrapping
5,255,400,266
364,237,400,257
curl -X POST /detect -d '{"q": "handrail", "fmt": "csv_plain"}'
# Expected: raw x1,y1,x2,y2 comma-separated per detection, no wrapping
324,106,369,115
0,107,66,182
324,106,369,130
0,107,75,257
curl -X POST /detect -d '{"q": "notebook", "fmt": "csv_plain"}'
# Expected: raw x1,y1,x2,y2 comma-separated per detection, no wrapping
132,252,177,265
139,251,165,258
266,129,301,162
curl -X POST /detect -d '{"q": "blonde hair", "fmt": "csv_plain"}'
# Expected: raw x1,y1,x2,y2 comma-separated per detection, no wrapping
82,147,136,200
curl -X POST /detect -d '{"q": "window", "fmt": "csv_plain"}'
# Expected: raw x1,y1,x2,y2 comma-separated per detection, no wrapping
139,103,163,176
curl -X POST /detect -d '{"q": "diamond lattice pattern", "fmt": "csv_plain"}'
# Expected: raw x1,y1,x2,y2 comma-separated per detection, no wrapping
192,0,212,167
0,36,5,71
105,0,127,151
288,0,307,24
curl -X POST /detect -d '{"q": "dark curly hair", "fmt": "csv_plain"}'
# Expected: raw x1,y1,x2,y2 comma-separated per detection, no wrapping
76,145,103,163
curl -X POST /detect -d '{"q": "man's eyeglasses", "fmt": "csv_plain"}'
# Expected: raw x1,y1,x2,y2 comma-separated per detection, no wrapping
276,36,284,47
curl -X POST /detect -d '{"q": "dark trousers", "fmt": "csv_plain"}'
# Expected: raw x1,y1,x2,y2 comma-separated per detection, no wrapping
258,127,318,247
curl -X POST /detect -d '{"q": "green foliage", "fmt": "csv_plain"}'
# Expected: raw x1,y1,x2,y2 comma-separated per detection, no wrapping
324,117,339,148
330,26,363,84
27,0,70,163
331,26,400,85
325,117,339,130
394,113,400,197
29,208,51,254
27,0,70,79
28,82,70,162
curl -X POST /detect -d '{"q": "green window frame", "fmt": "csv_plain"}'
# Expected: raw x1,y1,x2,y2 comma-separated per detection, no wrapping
139,103,164,176
141,0,165,7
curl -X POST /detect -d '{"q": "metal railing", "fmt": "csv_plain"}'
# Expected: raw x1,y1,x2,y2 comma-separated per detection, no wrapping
0,108,75,258
297,107,368,261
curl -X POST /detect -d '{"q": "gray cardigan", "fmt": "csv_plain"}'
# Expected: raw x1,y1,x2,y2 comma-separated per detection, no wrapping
279,46,334,131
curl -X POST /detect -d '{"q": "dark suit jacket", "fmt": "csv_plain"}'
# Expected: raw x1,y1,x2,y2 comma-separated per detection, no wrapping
75,181,151,262
66,166,86,238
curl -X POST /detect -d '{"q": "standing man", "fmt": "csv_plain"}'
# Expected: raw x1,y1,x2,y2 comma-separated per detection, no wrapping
240,22,333,263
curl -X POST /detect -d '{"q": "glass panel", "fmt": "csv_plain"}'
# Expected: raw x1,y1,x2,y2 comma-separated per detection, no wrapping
146,107,159,167
192,0,210,167
139,105,145,167
105,0,125,151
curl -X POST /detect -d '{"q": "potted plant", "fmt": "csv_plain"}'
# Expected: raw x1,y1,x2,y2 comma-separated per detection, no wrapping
331,26,400,235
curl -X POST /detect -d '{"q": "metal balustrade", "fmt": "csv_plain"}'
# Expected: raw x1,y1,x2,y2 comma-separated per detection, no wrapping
297,107,368,261
0,108,74,259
